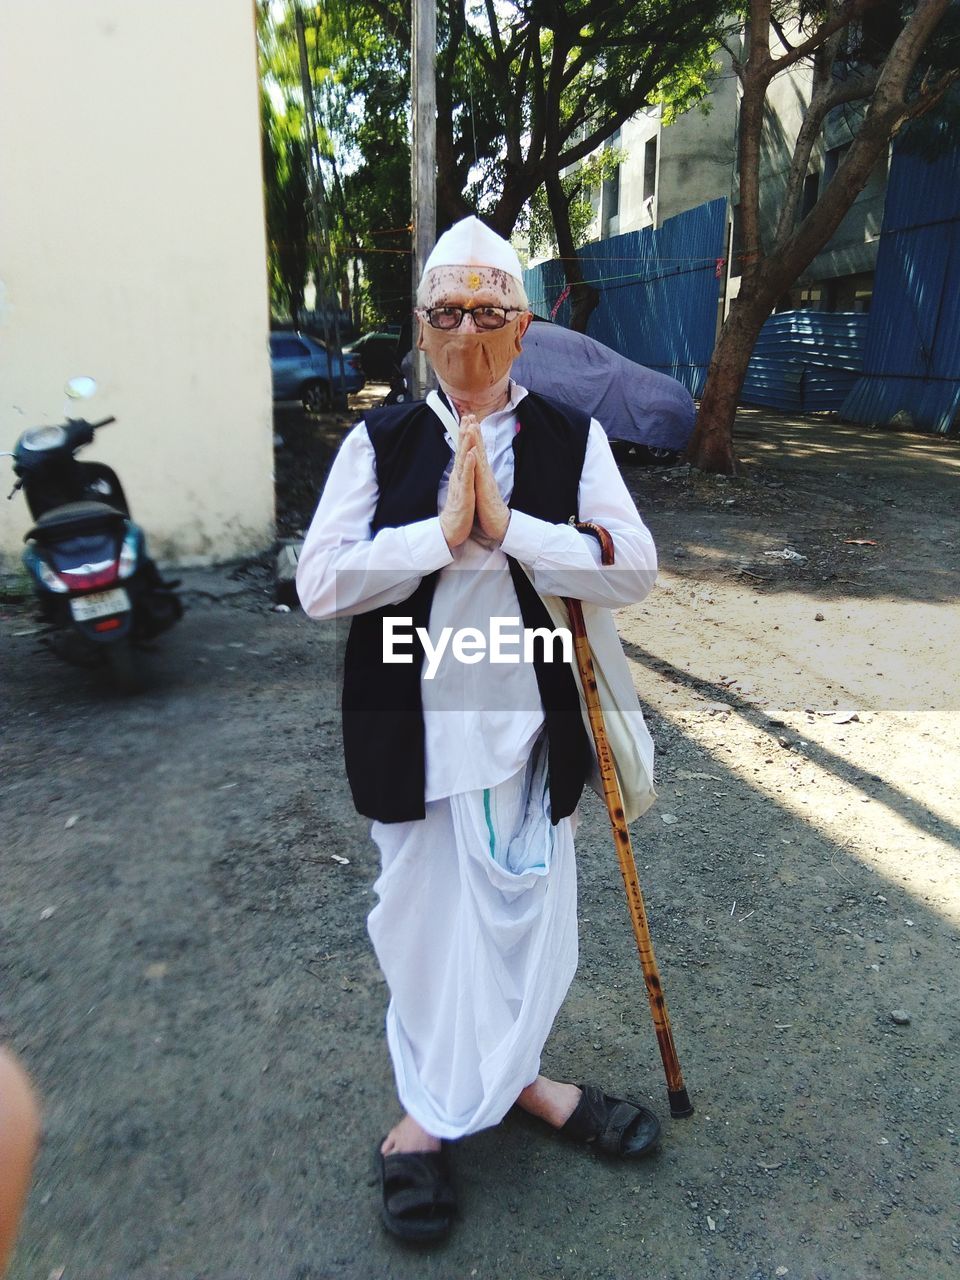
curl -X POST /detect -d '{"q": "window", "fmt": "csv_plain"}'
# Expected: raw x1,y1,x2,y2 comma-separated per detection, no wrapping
825,273,874,312
800,171,820,220
603,165,621,220
797,286,822,309
842,9,901,67
824,144,850,184
270,335,309,359
643,137,658,201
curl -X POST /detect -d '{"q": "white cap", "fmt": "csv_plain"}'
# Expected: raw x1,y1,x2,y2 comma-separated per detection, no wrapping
422,215,523,282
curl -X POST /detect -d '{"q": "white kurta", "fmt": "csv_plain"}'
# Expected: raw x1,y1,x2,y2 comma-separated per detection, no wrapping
296,381,657,1136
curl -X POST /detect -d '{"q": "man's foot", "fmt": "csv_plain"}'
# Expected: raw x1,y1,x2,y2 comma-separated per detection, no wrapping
381,1113,442,1156
378,1116,454,1243
378,1144,456,1243
517,1077,661,1158
516,1075,582,1128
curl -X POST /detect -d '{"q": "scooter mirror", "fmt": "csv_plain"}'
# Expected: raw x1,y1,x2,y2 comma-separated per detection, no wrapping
65,376,98,401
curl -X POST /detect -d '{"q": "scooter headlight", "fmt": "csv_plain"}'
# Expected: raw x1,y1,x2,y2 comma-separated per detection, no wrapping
118,529,139,579
36,559,69,593
21,425,68,452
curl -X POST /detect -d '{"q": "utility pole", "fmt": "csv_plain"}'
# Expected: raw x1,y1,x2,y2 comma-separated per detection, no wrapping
410,0,437,398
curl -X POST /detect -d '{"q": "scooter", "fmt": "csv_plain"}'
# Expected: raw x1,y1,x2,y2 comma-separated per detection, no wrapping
3,376,182,690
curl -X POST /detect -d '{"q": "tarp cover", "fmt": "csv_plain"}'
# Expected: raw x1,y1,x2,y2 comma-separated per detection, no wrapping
511,320,695,449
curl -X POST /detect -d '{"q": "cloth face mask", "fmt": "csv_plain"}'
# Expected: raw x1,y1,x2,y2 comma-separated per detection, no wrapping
418,320,524,393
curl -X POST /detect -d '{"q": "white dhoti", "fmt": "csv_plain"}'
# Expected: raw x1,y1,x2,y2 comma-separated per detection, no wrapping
367,737,579,1140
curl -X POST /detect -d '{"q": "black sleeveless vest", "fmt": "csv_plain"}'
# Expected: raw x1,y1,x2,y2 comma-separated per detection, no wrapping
341,390,593,823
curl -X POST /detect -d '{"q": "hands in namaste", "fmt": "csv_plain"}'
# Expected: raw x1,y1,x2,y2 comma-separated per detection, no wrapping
439,415,510,549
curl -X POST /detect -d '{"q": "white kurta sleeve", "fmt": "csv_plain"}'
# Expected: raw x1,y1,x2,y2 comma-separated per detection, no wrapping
498,419,657,607
295,423,454,620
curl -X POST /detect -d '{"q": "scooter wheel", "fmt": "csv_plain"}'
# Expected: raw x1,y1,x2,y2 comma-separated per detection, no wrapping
103,640,144,694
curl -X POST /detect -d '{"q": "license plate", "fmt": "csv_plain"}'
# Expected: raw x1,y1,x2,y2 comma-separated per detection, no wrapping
70,588,130,621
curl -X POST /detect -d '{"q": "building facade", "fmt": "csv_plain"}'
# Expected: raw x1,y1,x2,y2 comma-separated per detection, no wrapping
541,36,888,319
0,0,274,571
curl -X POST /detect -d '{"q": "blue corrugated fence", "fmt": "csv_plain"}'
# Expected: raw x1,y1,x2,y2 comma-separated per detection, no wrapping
741,311,869,413
842,141,960,434
523,198,727,397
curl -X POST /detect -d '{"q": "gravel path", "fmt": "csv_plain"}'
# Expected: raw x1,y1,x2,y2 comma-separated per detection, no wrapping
2,404,959,1279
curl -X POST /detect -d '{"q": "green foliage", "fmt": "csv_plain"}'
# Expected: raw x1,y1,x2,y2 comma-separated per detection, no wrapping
332,19,412,325
260,87,310,321
259,0,412,329
257,0,730,326
649,46,723,125
525,149,623,258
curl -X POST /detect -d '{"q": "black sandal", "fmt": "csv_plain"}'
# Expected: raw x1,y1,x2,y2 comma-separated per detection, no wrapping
558,1083,661,1158
378,1144,457,1242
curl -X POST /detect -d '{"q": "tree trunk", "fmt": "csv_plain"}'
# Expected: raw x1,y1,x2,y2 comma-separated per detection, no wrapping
686,293,774,473
489,164,542,239
689,0,958,474
545,168,599,333
568,277,600,333
434,92,472,232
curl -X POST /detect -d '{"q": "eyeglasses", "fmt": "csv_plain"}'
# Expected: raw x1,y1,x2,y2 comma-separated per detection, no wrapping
420,305,524,331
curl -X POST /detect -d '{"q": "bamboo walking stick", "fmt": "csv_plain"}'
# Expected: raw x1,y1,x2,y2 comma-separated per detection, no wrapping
565,523,693,1118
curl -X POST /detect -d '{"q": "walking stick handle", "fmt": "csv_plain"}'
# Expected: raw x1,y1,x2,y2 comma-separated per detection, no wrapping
570,518,616,566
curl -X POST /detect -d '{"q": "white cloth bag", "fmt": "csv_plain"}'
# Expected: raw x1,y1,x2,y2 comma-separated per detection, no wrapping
522,577,656,823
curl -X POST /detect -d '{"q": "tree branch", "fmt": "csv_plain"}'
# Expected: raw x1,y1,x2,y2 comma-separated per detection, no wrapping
736,2,774,275
543,26,569,157
773,31,858,244
769,13,795,57
526,26,548,167
721,35,744,75
483,0,505,63
556,97,644,169
776,0,958,279
901,67,960,124
766,0,882,80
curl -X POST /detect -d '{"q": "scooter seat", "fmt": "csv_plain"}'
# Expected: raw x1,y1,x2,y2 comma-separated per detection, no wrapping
25,500,127,543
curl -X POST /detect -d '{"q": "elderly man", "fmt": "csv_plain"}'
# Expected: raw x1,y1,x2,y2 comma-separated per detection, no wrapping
297,216,660,1242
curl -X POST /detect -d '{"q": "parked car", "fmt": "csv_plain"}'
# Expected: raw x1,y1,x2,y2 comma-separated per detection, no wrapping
269,331,365,411
390,320,695,463
511,319,695,463
343,332,403,382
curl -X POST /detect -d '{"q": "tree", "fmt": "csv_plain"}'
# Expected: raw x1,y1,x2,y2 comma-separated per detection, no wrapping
525,148,622,324
260,88,311,323
258,4,354,329
459,0,728,329
526,148,623,257
259,1,730,330
687,0,960,473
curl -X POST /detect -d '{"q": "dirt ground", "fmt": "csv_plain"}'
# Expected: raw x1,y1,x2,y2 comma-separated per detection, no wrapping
2,391,959,1280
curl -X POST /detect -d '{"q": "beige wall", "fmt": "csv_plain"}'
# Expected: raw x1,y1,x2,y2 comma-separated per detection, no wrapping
0,0,274,570
657,53,740,229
